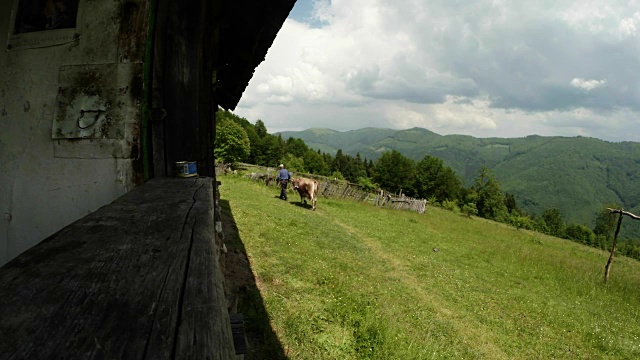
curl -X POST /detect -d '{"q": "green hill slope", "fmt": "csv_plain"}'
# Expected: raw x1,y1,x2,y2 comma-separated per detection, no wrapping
221,175,640,359
278,128,640,236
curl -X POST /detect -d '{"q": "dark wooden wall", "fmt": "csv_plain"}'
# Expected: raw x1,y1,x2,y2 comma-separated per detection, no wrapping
151,0,218,178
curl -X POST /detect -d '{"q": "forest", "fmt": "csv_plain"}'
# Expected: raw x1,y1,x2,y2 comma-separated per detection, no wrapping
214,109,640,261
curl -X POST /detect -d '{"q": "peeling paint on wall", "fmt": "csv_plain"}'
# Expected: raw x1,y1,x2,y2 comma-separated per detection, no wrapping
50,62,143,160
52,63,142,140
0,0,151,266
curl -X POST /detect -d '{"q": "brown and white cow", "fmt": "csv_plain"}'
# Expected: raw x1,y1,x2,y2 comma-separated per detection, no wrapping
291,177,319,210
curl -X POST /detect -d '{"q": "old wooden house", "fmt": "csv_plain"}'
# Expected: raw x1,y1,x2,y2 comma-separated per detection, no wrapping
0,0,295,357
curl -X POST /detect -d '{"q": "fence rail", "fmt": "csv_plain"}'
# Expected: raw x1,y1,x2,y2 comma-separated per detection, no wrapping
239,163,428,214
374,192,428,214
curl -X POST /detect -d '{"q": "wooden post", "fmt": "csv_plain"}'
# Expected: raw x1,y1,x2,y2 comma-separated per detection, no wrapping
604,211,623,283
604,208,640,283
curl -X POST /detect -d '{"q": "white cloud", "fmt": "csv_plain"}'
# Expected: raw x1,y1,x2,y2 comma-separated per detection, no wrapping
383,97,497,131
570,78,607,91
618,13,639,35
235,0,640,142
258,76,293,95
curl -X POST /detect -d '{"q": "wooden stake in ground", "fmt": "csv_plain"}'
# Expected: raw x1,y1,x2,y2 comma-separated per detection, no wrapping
604,208,640,283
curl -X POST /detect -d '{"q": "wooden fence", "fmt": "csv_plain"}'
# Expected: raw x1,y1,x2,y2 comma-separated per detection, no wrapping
241,164,428,214
374,191,428,214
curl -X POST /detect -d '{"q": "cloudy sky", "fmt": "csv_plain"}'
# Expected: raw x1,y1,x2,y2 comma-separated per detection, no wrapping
235,0,640,142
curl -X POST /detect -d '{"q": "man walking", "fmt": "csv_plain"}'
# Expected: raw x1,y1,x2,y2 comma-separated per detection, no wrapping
276,164,291,200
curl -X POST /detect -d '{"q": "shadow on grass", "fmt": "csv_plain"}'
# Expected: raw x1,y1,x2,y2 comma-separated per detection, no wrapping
219,199,288,360
292,201,313,210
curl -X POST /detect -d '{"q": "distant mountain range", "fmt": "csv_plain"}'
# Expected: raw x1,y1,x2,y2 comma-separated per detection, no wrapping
278,127,640,238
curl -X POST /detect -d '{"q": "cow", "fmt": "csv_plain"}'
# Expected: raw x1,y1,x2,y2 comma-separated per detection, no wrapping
291,177,319,210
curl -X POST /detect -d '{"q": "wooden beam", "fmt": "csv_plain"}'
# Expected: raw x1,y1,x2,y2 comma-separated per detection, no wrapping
150,0,169,178
607,208,640,220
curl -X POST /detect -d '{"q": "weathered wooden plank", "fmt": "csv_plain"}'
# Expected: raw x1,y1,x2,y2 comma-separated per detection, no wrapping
0,177,234,359
151,0,169,178
175,180,234,359
141,179,206,360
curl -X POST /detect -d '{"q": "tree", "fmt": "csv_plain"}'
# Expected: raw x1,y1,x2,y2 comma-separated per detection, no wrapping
504,193,520,214
414,155,462,203
260,134,285,167
565,223,596,245
285,137,309,158
304,149,330,176
366,159,374,177
214,119,250,164
243,125,261,164
372,150,415,196
414,155,442,199
594,204,619,242
254,119,268,138
357,177,378,192
345,153,367,182
323,152,334,172
333,149,347,175
440,168,463,201
280,153,305,173
462,203,478,218
533,215,549,233
472,166,507,220
542,208,564,237
507,214,536,230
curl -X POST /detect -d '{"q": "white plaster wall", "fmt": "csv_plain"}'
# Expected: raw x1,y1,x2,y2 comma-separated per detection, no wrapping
0,1,138,265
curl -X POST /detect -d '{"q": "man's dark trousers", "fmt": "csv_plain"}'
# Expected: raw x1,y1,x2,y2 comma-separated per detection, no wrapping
280,180,288,200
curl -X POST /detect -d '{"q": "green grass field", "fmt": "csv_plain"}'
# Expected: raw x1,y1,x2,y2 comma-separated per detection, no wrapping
220,174,640,359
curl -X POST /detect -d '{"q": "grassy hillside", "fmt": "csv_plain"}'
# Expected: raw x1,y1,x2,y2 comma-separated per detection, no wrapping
220,174,640,359
278,128,640,237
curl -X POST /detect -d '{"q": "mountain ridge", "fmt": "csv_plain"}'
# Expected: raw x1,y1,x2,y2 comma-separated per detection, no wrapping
278,127,640,237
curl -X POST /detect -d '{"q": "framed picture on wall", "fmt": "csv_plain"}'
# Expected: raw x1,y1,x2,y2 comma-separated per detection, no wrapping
7,0,81,50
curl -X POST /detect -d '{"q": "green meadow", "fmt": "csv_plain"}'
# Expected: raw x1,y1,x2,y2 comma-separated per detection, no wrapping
220,174,640,359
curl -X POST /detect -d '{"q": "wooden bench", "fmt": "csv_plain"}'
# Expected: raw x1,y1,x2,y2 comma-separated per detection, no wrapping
0,177,237,359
